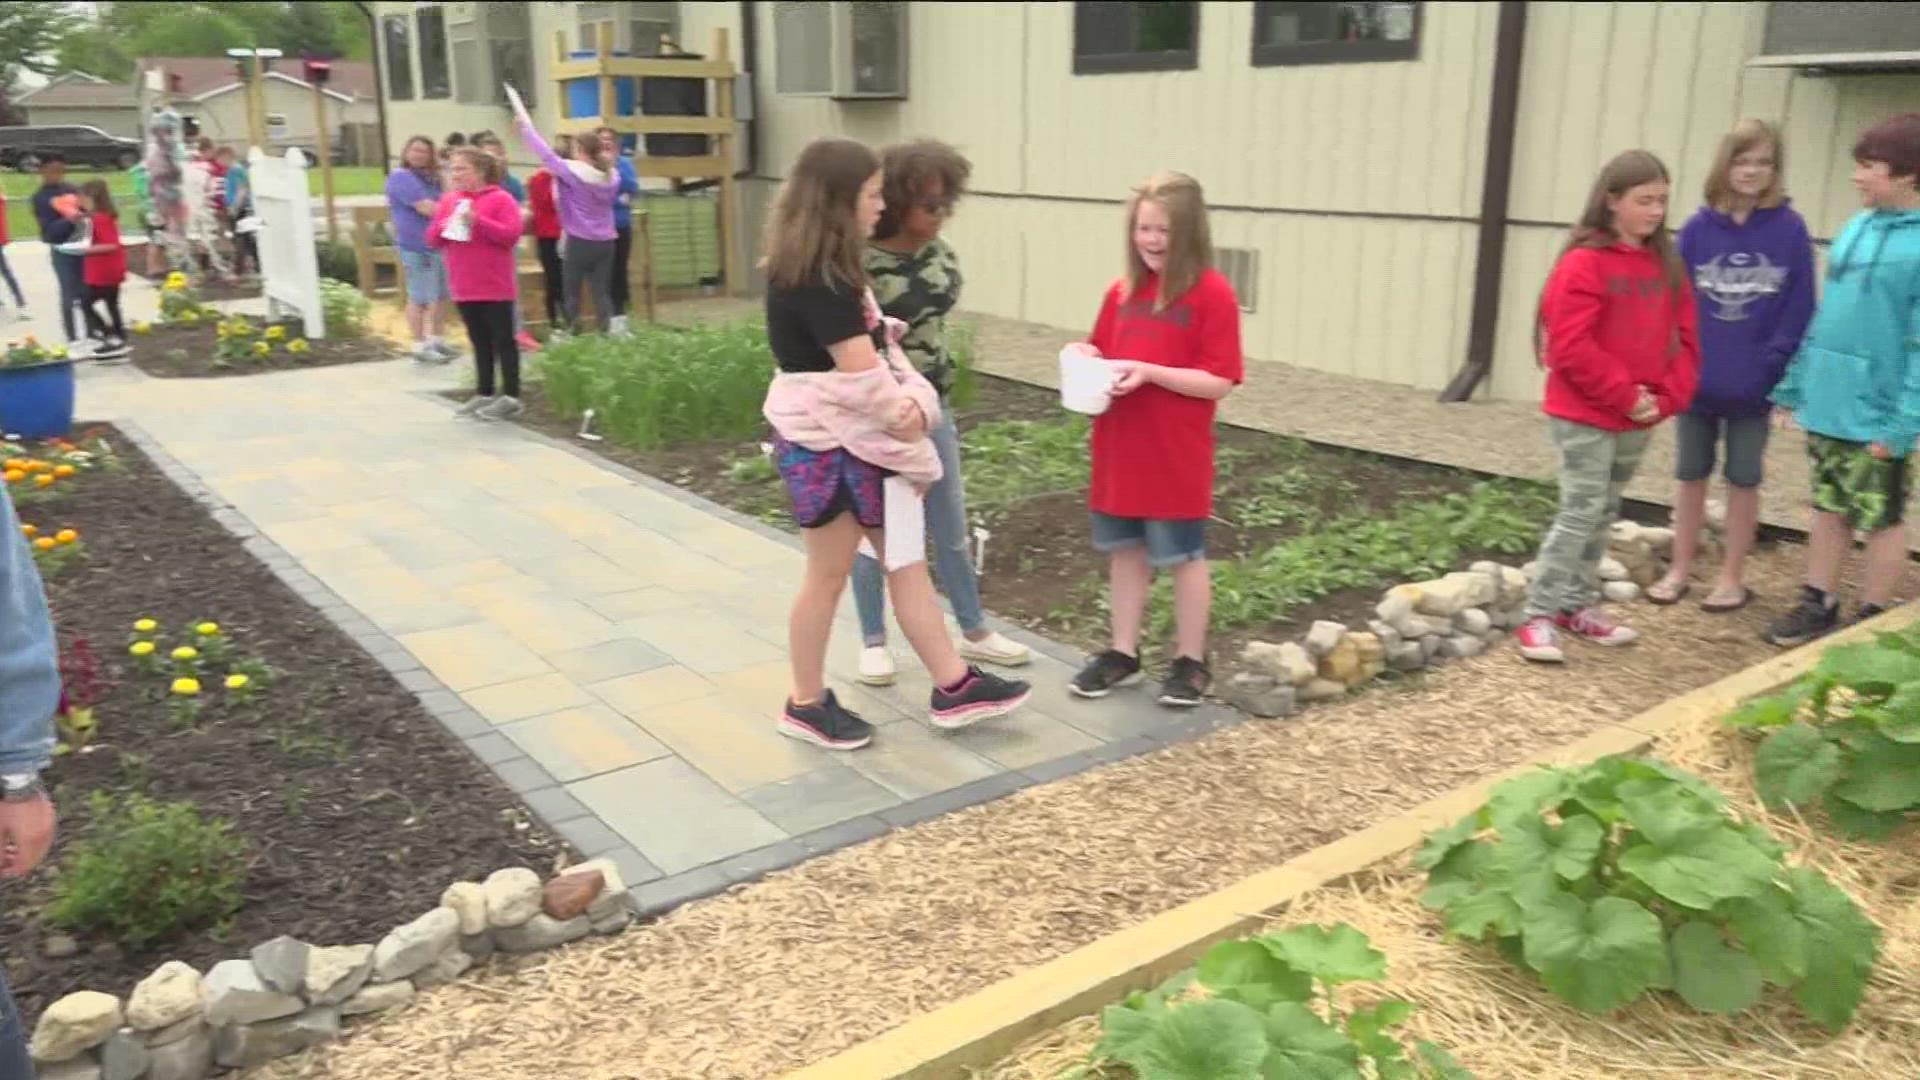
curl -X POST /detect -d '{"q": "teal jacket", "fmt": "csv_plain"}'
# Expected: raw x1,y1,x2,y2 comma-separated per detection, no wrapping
1773,208,1920,454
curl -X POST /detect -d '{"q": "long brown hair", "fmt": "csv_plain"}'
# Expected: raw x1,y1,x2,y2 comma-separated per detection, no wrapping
81,179,114,218
1535,150,1684,364
1125,172,1213,312
761,138,880,291
1704,119,1786,211
400,135,437,181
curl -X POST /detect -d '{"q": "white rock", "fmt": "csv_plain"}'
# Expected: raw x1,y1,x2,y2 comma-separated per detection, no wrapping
204,960,302,1027
1298,678,1347,703
1366,620,1402,650
1498,566,1529,607
1491,607,1528,631
1640,526,1675,553
143,1017,205,1049
1597,557,1630,582
1385,642,1426,672
1469,559,1504,579
441,881,489,936
1397,615,1448,639
1521,561,1539,580
1603,580,1641,603
1610,520,1643,546
1438,635,1488,659
1420,635,1445,661
340,981,415,1018
1704,499,1728,532
100,1028,149,1080
249,935,311,996
145,1025,212,1080
373,907,461,982
483,867,543,929
1221,673,1296,719
126,962,204,1032
212,1006,339,1070
411,948,473,990
561,858,628,922
1453,609,1492,636
31,991,123,1063
1240,641,1315,686
494,913,592,953
591,909,633,935
461,932,496,960
1374,593,1414,625
1303,620,1347,658
305,944,375,1006
1413,572,1497,617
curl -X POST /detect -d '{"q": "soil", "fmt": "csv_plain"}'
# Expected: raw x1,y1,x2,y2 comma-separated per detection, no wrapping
0,427,557,1025
129,319,399,379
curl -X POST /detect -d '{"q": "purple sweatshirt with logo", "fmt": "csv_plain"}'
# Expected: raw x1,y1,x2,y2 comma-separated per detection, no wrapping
1675,200,1817,419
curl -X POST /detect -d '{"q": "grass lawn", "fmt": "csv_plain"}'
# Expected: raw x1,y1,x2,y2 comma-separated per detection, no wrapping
0,166,387,241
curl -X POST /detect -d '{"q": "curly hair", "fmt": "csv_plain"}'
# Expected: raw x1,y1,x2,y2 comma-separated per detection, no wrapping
873,139,972,242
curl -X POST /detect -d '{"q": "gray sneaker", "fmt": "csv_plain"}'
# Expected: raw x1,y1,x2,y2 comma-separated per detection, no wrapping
453,395,494,419
429,339,461,360
411,343,450,365
477,395,525,421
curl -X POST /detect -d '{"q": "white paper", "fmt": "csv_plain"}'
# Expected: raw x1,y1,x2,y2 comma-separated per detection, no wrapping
856,477,927,570
503,84,527,116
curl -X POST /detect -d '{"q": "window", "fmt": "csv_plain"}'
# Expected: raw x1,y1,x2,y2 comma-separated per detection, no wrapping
1074,2,1198,75
491,39,533,107
266,113,289,138
1251,1,1421,66
630,18,673,55
382,14,413,101
417,5,452,99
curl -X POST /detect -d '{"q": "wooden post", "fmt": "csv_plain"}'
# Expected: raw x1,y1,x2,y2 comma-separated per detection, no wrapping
248,53,266,152
713,27,739,296
597,21,616,129
312,82,338,244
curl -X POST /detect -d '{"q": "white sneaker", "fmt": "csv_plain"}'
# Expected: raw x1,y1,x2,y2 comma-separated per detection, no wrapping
857,646,897,686
14,308,29,323
957,631,1032,667
411,343,446,364
453,395,494,419
609,314,631,335
429,338,461,360
66,339,93,360
477,395,524,421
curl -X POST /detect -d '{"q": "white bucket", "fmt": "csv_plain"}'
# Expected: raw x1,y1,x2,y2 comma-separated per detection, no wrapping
1059,346,1116,415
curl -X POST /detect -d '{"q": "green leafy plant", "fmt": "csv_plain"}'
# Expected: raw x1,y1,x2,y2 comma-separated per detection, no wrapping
1417,756,1880,1030
959,414,1091,522
541,320,774,449
314,239,359,285
1726,626,1920,839
1088,923,1470,1080
46,792,248,950
319,278,372,337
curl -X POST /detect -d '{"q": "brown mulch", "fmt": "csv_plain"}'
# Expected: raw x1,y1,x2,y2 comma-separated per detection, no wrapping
256,542,1879,1080
129,320,398,379
0,427,556,1025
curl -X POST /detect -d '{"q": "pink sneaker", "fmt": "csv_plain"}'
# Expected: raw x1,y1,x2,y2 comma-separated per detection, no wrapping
1556,607,1638,647
515,330,541,353
1515,617,1565,663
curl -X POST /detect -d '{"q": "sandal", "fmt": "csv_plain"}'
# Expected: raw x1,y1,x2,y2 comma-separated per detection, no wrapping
1646,579,1691,606
1701,587,1754,614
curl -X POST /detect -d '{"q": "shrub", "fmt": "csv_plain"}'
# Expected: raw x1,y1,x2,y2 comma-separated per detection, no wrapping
46,792,248,950
319,278,372,338
1418,757,1880,1030
539,320,773,449
314,239,359,285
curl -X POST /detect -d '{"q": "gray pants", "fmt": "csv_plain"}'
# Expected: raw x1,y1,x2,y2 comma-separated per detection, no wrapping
561,236,616,332
1526,418,1652,616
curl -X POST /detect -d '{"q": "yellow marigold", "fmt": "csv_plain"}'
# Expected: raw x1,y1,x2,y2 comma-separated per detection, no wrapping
171,645,199,661
264,325,286,341
1,471,20,484
53,464,75,478
133,618,158,633
55,529,77,544
129,641,156,657
171,677,201,697
196,622,220,636
34,474,53,488
225,673,250,691
133,321,152,335
251,341,271,357
19,524,35,537
31,537,54,551
287,339,310,354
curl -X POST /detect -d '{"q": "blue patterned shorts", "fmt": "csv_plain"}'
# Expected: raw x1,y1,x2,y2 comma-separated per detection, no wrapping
770,437,888,529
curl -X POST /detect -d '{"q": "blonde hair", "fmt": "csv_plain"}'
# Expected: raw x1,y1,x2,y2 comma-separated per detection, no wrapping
449,146,501,187
1704,118,1786,212
1124,172,1213,311
761,138,880,291
1535,150,1685,364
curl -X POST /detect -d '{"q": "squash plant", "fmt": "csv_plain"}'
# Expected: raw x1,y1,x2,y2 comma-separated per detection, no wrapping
1417,757,1879,1031
1726,629,1920,839
1084,923,1471,1080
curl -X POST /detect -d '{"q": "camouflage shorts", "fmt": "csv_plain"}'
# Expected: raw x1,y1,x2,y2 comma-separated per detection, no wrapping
1808,433,1909,532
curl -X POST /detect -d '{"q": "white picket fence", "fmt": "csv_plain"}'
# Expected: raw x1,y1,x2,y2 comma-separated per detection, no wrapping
250,147,326,340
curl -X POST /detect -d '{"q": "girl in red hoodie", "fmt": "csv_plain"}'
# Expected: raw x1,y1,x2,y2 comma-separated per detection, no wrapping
526,136,566,330
428,148,527,421
1516,150,1700,664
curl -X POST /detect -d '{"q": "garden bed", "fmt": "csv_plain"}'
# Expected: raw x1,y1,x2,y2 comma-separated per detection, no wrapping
0,427,554,1025
129,318,398,379
133,266,262,304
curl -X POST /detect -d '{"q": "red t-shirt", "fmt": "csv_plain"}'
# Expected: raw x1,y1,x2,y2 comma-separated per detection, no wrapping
528,170,562,239
1086,268,1244,519
83,212,125,287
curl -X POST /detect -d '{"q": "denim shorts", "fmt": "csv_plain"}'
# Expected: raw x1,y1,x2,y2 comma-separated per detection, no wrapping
1090,512,1207,567
398,248,448,304
1674,413,1770,488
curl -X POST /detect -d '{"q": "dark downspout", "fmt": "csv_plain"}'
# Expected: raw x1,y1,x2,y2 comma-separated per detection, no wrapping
1440,1,1527,403
734,0,760,179
350,0,390,174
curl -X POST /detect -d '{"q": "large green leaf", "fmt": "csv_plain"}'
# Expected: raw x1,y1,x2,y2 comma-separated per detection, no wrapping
1263,924,1387,986
1198,939,1312,1009
1414,813,1480,872
1719,888,1808,987
1261,1002,1362,1080
1816,641,1920,691
1829,732,1920,812
1519,894,1670,1014
1725,694,1796,729
1786,868,1881,1032
1617,782,1727,848
1346,1000,1417,1080
1616,807,1779,910
1871,682,1920,742
1821,788,1909,840
1096,1000,1167,1063
1669,921,1763,1014
1753,724,1843,809
1414,1040,1475,1080
1101,997,1270,1080
1484,769,1572,830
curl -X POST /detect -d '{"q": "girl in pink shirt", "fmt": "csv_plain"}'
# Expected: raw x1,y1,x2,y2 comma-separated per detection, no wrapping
428,148,528,421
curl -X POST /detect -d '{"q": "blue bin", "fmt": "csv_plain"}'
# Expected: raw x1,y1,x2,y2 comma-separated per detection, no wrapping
565,51,639,155
0,360,75,440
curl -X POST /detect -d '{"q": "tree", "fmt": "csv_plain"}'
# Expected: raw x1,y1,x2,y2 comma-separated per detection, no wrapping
0,5,82,84
51,2,371,83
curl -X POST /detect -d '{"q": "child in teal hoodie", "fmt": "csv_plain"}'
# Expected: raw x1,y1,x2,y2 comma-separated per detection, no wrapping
1766,113,1920,646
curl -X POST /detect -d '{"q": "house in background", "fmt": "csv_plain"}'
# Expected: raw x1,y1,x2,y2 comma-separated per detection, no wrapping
372,1,1920,404
18,57,380,162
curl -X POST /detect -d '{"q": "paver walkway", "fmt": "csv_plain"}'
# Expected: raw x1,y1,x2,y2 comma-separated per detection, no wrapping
50,270,1231,912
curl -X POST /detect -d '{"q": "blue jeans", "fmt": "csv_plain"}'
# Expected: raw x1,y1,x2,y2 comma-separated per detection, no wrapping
0,245,24,306
851,411,985,644
0,962,33,1079
51,252,85,342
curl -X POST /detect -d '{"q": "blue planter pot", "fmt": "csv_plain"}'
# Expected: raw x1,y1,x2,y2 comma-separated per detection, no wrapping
0,360,76,440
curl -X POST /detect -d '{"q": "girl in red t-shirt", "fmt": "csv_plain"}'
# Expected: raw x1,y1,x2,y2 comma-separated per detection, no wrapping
1516,150,1699,664
78,180,129,358
526,134,566,329
1066,172,1244,708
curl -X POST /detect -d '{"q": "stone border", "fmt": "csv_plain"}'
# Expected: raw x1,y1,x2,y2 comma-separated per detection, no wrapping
781,600,1920,1080
28,859,634,1078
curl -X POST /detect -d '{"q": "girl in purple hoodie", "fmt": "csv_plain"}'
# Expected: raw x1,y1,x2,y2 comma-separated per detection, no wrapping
508,89,620,332
1648,119,1815,613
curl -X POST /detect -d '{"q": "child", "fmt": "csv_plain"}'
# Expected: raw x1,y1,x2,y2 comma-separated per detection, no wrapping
217,146,256,278
1765,113,1920,645
596,125,642,333
471,130,540,354
1648,120,1814,614
30,153,86,352
1067,172,1244,707
0,185,26,319
526,136,566,333
428,148,528,422
1516,150,1700,663
387,136,455,363
509,91,619,333
760,137,1030,749
78,180,128,361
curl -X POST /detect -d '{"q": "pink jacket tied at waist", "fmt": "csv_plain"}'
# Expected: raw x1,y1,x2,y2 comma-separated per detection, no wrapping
763,299,945,487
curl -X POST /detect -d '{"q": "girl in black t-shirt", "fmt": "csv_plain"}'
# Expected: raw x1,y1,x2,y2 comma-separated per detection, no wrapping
760,138,1030,751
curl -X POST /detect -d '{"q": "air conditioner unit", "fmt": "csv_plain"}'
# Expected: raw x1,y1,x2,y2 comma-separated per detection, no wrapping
774,1,908,100
1749,1,1920,72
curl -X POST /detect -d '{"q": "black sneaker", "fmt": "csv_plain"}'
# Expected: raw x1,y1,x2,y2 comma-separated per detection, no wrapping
1158,656,1211,708
1856,602,1890,625
929,666,1031,730
777,690,874,750
1070,649,1143,699
1762,586,1840,648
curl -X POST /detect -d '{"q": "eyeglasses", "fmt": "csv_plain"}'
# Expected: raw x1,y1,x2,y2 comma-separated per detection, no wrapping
915,198,956,216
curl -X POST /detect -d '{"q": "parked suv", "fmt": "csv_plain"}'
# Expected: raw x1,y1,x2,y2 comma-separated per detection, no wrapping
0,126,143,171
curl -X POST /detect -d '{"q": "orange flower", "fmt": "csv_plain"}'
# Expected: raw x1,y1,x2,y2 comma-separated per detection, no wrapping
34,475,53,488
53,464,75,478
19,524,36,537
31,537,53,551
55,529,77,544
1,471,21,484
